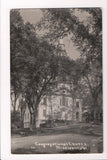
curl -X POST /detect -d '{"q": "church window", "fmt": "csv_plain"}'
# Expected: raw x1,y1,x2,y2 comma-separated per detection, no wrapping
43,109,46,117
66,98,68,106
76,112,79,120
62,96,66,106
28,113,29,119
60,96,68,106
76,101,79,108
43,97,47,105
60,98,62,105
63,90,65,93
25,114,26,120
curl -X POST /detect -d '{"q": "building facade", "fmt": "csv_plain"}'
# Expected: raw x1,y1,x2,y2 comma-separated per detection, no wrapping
24,82,83,128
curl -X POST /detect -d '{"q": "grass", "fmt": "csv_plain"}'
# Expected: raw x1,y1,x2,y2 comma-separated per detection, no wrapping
12,122,103,137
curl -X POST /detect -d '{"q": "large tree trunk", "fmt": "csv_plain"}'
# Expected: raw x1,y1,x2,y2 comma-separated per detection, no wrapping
27,95,41,130
20,108,24,128
29,114,33,131
27,103,34,131
85,75,103,124
91,96,100,124
29,101,40,130
12,94,17,113
34,102,40,128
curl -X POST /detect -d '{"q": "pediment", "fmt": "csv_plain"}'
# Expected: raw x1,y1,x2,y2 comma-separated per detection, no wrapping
53,87,71,95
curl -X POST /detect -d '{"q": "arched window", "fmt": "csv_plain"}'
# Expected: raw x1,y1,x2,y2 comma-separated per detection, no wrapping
43,97,47,105
61,96,65,106
60,96,68,106
66,98,68,106
43,109,46,117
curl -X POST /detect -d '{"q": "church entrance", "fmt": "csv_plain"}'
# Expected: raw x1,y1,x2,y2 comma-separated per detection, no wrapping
76,112,79,122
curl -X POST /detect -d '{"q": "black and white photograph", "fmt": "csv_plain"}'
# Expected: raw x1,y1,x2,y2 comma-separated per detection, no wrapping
10,8,103,154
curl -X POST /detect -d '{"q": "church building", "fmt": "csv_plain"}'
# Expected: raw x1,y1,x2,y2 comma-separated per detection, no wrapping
24,82,83,128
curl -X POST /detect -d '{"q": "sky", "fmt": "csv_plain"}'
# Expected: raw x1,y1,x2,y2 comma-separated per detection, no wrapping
20,9,81,60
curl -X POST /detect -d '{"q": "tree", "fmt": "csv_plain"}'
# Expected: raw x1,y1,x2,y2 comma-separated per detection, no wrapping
10,9,64,129
10,9,24,111
38,8,102,122
38,8,102,65
11,111,21,129
22,41,60,129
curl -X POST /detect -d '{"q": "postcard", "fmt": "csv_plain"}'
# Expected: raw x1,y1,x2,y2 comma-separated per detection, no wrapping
1,0,107,160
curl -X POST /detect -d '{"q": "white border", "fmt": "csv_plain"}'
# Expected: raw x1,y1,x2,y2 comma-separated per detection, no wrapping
1,0,107,160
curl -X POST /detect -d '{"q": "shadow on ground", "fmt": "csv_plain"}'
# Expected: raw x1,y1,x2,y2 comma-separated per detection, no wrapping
12,123,103,137
11,123,103,154
12,148,90,154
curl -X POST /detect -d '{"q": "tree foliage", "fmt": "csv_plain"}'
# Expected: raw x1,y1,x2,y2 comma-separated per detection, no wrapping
38,8,102,65
38,8,102,117
10,9,64,128
11,8,103,126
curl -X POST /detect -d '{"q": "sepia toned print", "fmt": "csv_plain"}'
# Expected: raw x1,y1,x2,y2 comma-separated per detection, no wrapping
11,8,103,154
